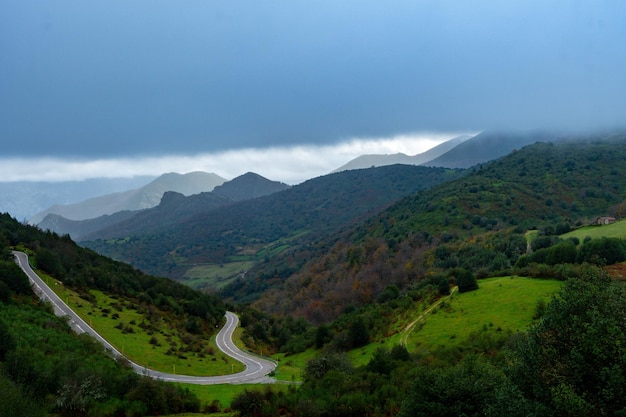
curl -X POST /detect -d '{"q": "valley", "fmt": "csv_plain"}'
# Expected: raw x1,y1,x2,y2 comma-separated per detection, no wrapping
2,131,626,416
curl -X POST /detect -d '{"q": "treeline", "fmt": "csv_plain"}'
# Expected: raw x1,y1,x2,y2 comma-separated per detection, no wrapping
232,269,626,417
0,248,201,416
517,235,626,268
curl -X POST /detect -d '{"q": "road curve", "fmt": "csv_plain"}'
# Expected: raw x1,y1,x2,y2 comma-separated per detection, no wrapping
12,251,276,384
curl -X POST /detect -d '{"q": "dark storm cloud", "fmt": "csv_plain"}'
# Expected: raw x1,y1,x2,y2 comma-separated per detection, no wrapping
1,0,625,158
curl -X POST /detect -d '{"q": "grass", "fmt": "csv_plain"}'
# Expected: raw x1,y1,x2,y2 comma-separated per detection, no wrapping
177,382,291,414
561,218,626,242
161,385,293,416
407,276,562,353
43,275,245,377
179,235,304,291
275,277,563,372
272,348,317,382
182,261,255,291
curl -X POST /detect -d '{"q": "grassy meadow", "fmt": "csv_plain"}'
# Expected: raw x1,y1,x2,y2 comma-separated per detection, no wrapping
42,273,244,376
182,261,254,291
562,218,626,242
407,276,562,353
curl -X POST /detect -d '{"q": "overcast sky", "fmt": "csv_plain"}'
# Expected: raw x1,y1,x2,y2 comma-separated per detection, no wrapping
1,1,625,183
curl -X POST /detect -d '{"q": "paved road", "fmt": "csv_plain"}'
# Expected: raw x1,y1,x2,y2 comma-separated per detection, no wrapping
13,251,276,384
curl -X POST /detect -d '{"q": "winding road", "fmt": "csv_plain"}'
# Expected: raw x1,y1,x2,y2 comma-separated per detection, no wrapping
12,251,276,384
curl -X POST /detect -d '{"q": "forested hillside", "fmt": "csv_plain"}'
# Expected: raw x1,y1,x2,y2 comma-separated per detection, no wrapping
0,213,226,416
83,165,463,280
223,134,626,417
229,135,626,321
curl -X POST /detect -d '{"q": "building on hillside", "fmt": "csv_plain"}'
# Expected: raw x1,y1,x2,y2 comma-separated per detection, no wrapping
597,216,617,225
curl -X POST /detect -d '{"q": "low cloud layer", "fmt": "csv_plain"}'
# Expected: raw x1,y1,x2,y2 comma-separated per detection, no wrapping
0,134,461,184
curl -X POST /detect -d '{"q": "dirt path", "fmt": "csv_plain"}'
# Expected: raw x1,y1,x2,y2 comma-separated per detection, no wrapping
400,286,458,348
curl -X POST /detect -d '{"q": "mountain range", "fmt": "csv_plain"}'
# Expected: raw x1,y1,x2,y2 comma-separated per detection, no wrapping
38,172,289,241
31,129,572,286
0,176,156,222
332,130,561,172
5,129,626,417
332,134,474,172
30,171,226,224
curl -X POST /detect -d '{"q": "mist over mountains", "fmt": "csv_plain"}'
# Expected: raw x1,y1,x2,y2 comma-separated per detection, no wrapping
29,172,226,224
0,176,156,222
4,128,613,246
332,134,473,172
37,172,290,241
5,129,552,225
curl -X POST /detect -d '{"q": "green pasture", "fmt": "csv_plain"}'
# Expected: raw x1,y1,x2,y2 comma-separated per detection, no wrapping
44,276,244,376
407,276,562,353
177,382,291,415
272,348,318,382
561,218,626,242
183,261,254,291
273,277,563,373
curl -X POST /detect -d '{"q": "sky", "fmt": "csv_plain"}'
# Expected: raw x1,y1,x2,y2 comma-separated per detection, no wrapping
1,1,625,183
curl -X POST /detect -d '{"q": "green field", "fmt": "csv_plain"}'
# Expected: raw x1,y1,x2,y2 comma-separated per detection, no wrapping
280,277,564,372
407,276,562,352
561,218,626,242
44,275,245,377
177,382,291,415
179,237,301,291
182,261,254,291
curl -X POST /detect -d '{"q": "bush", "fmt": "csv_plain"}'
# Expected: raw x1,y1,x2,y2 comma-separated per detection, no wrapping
449,268,478,293
576,237,626,265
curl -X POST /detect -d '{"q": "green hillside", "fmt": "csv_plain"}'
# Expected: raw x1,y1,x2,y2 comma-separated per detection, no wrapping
4,134,626,416
230,137,626,322
407,276,562,352
562,218,626,242
84,164,463,283
0,214,214,416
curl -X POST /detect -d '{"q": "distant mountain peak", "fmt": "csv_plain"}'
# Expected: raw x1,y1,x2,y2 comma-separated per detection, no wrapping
213,172,290,201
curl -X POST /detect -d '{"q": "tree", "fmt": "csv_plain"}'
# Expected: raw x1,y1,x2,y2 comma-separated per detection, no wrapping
0,260,31,295
56,375,105,417
0,281,11,304
450,268,478,293
0,319,15,360
546,241,577,265
399,355,506,417
0,372,43,417
576,237,626,266
304,352,353,382
390,344,411,362
315,324,333,348
348,316,370,348
366,347,394,375
507,269,626,415
125,377,167,416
